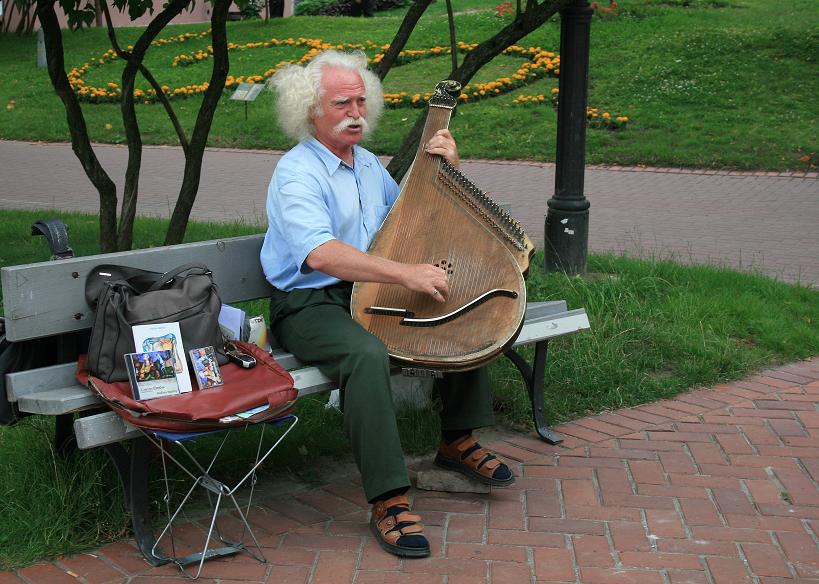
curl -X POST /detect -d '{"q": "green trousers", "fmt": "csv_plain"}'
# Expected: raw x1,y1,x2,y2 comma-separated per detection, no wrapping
269,283,495,502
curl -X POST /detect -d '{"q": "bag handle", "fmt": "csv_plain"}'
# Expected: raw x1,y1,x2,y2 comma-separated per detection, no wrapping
85,264,163,308
147,263,212,292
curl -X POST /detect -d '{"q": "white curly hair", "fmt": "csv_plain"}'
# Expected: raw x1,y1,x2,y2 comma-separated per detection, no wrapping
269,50,384,143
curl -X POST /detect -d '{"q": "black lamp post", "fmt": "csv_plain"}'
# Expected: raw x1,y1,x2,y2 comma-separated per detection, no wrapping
544,0,593,274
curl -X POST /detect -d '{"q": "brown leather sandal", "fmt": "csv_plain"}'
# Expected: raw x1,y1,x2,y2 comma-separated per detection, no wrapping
434,434,515,487
370,495,430,558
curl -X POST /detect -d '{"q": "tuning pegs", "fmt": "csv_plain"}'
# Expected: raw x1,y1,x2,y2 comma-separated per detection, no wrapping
436,80,462,99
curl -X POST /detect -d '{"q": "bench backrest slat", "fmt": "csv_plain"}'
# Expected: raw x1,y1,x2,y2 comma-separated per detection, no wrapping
2,235,270,342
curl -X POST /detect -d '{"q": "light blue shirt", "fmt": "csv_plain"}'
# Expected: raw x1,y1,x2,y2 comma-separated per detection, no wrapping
260,138,400,291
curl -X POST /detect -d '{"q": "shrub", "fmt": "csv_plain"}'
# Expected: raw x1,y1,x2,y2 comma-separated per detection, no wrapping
295,0,349,16
294,0,407,16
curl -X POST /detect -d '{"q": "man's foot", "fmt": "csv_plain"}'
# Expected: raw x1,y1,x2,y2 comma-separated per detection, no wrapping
370,495,430,558
434,434,515,487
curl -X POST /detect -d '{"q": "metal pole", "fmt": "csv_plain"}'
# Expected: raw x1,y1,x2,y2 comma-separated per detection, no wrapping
544,0,592,274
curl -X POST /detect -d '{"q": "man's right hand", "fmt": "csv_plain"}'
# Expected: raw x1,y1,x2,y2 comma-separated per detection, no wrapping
400,264,449,303
307,240,449,302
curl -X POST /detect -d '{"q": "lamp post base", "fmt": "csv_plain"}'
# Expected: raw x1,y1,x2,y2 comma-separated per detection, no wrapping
544,206,589,275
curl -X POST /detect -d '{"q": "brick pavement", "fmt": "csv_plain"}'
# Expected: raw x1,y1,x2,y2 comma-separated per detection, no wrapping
1,140,817,286
4,357,819,583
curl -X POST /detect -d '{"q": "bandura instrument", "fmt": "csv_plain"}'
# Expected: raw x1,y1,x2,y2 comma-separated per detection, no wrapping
351,81,535,371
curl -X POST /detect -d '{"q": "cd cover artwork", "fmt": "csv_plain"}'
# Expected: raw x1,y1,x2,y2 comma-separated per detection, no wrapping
124,350,180,400
190,346,224,390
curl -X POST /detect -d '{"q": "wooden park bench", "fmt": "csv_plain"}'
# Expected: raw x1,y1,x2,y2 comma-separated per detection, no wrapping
1,225,590,564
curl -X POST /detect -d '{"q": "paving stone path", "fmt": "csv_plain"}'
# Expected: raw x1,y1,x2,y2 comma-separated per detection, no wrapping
3,357,819,583
2,140,817,581
1,140,817,286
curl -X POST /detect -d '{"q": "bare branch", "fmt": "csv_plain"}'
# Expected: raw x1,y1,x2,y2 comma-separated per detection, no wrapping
116,0,191,250
388,0,570,181
165,0,232,245
445,0,457,74
373,0,434,81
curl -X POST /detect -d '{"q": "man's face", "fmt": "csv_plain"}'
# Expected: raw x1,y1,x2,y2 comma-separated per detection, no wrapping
312,67,369,157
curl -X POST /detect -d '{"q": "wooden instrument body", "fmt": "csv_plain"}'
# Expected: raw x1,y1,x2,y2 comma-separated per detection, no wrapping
351,85,534,371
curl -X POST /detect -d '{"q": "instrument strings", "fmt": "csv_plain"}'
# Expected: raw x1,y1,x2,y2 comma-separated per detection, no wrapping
369,151,508,357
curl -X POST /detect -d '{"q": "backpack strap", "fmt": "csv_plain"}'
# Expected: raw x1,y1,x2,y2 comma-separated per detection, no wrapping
31,218,73,260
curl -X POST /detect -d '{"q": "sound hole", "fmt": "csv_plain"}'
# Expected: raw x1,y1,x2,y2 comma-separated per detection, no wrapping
437,259,454,275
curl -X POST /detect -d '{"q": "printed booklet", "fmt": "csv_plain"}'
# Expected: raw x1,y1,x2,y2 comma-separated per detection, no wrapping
189,346,224,390
124,350,180,401
132,322,193,393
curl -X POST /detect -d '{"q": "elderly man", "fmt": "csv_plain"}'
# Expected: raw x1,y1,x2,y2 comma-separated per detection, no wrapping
261,50,513,558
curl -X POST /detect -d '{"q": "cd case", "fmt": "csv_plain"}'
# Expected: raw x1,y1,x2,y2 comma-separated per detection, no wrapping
124,350,181,401
132,322,193,393
189,346,224,390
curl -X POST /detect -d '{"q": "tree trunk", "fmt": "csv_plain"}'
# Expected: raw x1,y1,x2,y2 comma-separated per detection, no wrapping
387,0,569,182
36,0,119,251
164,0,231,245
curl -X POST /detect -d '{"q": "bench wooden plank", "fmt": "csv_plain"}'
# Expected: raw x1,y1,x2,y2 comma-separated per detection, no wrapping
1,235,271,342
6,362,78,401
515,309,590,345
17,386,102,416
73,368,379,448
74,411,141,449
7,305,590,415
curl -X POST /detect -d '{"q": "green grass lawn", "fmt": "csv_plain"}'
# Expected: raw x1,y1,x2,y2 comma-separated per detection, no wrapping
1,209,818,569
0,0,817,570
0,0,816,169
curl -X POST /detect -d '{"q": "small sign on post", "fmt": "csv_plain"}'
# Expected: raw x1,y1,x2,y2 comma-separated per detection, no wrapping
230,83,264,120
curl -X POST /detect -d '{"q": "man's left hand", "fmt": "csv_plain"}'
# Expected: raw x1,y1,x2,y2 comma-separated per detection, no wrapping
424,129,460,167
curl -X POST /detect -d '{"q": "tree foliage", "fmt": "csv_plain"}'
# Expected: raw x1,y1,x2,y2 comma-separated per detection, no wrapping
1,0,39,34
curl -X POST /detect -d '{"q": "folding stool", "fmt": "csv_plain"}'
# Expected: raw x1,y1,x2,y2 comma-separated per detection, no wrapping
139,414,298,579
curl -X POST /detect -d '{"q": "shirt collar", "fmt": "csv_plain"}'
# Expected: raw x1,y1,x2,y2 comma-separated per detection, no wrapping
305,137,372,175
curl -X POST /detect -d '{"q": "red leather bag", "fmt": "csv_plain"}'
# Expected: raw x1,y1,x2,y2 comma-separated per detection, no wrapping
78,341,297,433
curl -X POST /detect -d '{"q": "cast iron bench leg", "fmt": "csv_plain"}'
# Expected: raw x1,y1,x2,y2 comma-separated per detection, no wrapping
504,340,563,445
104,438,167,567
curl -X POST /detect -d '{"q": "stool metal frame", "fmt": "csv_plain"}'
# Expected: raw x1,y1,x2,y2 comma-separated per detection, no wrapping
139,414,298,579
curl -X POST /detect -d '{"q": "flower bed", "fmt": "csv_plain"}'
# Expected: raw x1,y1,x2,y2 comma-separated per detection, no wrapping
67,33,629,130
513,87,629,130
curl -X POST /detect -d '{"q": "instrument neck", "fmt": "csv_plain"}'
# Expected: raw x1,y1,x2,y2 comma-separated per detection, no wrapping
416,105,454,160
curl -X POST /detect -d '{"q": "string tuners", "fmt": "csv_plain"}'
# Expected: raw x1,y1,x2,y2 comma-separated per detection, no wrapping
429,80,460,109
438,160,527,251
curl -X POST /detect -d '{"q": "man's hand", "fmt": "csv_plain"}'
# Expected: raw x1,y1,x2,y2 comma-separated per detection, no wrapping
307,240,449,302
424,129,460,168
399,264,450,303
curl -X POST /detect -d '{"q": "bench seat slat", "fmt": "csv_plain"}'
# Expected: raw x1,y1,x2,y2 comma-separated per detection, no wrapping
74,412,141,449
7,304,590,420
17,387,102,416
514,309,590,346
6,362,79,401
